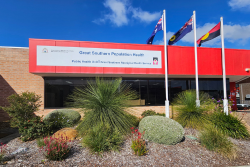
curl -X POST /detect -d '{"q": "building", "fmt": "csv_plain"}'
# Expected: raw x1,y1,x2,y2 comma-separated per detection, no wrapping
1,38,250,121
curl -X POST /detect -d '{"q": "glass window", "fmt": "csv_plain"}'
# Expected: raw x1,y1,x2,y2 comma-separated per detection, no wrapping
44,77,230,108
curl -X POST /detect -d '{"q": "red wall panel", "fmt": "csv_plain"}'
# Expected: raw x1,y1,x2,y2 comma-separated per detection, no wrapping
29,38,250,76
198,47,222,75
225,49,250,75
168,46,195,75
29,39,56,73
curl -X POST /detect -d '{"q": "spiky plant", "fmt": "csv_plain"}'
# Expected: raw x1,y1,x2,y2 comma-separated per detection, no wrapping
199,124,237,160
209,111,249,139
173,90,211,129
67,77,139,135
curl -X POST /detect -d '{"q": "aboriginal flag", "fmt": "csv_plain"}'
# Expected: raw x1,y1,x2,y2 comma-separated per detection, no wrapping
197,22,220,46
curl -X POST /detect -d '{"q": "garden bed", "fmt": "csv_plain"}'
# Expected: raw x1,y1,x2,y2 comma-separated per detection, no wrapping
2,128,250,167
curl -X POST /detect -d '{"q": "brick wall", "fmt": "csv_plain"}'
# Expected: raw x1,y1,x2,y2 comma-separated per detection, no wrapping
0,47,44,122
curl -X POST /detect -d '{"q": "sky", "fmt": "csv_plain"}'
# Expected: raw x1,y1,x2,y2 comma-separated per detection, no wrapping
1,0,250,49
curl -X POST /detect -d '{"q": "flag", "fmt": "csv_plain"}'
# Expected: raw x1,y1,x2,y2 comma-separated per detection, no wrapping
197,22,220,46
146,16,163,44
168,16,193,45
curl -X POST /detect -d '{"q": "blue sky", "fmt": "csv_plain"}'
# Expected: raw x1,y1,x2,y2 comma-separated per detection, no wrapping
1,0,250,49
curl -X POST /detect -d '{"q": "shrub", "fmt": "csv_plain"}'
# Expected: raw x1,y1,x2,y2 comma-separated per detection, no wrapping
130,127,147,156
127,113,141,127
209,111,250,139
69,77,138,135
0,91,41,128
40,135,71,161
173,90,210,129
0,143,7,164
43,112,71,131
141,110,165,117
82,123,123,153
43,109,81,129
19,116,53,141
139,116,184,145
37,138,46,148
199,124,237,160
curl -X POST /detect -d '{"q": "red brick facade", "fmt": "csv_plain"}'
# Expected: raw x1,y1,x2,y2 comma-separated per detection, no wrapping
0,47,44,122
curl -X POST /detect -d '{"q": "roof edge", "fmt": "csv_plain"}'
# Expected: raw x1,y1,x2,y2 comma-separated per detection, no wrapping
0,46,29,49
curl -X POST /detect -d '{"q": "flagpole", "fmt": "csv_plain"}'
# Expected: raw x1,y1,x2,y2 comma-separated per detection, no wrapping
163,9,169,118
193,11,200,107
221,17,228,115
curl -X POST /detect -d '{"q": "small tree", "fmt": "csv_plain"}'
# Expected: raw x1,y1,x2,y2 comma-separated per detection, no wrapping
0,91,41,127
67,77,138,135
173,90,211,129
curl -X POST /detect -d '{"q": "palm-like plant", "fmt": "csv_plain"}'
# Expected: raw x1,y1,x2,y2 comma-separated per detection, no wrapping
67,77,138,135
173,90,211,129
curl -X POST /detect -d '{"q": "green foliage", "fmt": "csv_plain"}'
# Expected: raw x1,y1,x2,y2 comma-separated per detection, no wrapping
43,112,71,131
199,124,237,160
141,109,165,117
130,128,147,156
0,143,7,164
173,90,210,129
127,113,141,128
70,77,138,135
209,111,250,139
139,116,184,145
82,123,123,154
36,138,46,148
41,136,71,161
0,91,41,127
19,116,53,141
43,109,81,128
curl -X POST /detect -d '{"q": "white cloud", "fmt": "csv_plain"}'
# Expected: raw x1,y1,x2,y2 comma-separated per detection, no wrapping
93,0,129,27
93,0,161,26
154,32,175,45
131,8,161,23
224,24,250,44
228,0,250,10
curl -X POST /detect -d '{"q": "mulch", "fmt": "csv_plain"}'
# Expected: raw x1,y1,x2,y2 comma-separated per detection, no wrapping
1,128,250,166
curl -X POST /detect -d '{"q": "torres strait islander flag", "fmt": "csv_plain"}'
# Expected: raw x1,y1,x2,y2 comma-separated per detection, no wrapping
197,22,221,46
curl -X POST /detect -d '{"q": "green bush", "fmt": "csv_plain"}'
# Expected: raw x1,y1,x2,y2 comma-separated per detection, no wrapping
37,138,46,148
173,90,210,129
0,91,41,128
43,112,70,131
139,116,184,145
199,124,237,160
209,111,250,139
82,123,123,153
141,109,165,117
19,116,53,141
43,109,81,129
69,77,138,135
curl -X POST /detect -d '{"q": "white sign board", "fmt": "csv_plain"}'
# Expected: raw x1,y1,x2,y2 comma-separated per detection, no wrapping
246,94,250,98
37,46,162,68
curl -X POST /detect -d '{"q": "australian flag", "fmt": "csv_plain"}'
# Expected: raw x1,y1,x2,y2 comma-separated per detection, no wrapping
168,16,193,45
146,16,163,44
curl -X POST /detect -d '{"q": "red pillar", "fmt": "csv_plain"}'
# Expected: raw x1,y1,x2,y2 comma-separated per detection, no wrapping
230,82,237,111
